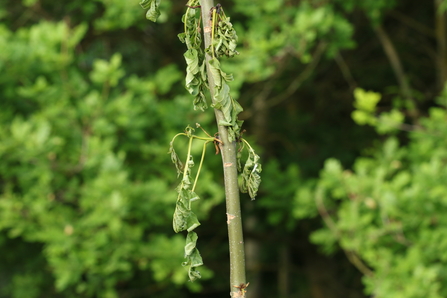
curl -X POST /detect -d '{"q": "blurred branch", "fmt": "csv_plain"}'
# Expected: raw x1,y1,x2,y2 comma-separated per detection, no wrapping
374,25,419,119
315,189,375,278
374,25,411,97
344,250,374,278
389,10,435,38
265,41,327,109
315,188,340,238
435,0,447,89
334,52,357,90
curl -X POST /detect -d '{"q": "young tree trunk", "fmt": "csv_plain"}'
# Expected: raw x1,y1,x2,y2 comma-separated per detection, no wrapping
199,0,247,296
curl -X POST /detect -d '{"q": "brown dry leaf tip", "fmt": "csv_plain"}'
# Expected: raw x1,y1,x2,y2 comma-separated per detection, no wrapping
226,213,236,224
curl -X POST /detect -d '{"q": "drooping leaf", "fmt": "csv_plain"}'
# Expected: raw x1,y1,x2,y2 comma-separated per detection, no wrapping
182,248,203,281
208,7,239,58
184,231,198,256
169,129,204,281
179,2,208,111
168,141,183,177
184,49,209,111
139,0,161,22
240,146,262,200
208,58,244,141
208,58,223,88
182,231,203,281
173,184,201,233
189,248,203,267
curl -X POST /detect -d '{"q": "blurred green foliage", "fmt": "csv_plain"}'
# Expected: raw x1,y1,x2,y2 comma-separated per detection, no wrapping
1,0,447,297
298,86,447,297
0,5,218,297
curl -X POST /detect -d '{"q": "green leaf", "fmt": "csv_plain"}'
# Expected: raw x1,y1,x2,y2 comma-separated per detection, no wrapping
182,231,203,281
183,50,208,111
184,231,198,256
210,11,239,58
173,189,201,233
377,109,405,134
240,145,262,200
353,88,381,112
351,109,376,126
182,247,203,281
208,58,244,142
168,141,183,177
140,0,161,22
89,53,125,86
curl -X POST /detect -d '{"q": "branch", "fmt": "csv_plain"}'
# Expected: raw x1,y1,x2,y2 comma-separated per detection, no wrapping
265,41,327,109
315,189,374,278
389,10,435,38
374,25,419,119
334,52,357,90
435,0,447,88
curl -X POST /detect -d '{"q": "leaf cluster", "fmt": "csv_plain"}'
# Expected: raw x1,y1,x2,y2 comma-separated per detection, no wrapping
208,6,239,59
169,126,216,281
352,88,405,134
139,0,161,22
0,17,221,297
178,2,245,142
301,88,447,297
178,1,209,111
208,58,244,142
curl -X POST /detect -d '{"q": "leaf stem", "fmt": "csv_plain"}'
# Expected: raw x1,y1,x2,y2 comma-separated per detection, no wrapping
192,141,211,191
240,138,253,151
211,7,216,58
184,7,189,33
183,136,194,179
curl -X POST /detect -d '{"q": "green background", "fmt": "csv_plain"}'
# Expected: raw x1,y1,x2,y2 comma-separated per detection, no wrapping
1,0,447,297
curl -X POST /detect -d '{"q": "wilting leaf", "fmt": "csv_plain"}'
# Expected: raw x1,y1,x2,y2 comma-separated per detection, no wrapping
181,231,203,281
210,12,239,58
240,147,262,200
184,231,198,256
208,58,244,141
182,247,203,281
140,0,161,22
173,187,201,233
168,141,183,177
179,3,208,111
193,91,208,111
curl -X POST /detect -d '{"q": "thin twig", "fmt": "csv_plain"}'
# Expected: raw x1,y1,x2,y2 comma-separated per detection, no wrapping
265,42,327,109
435,0,447,88
334,52,357,90
389,10,435,38
374,25,419,120
315,189,374,278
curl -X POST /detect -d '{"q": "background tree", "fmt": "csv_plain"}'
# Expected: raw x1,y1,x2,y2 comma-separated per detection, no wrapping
0,0,446,297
